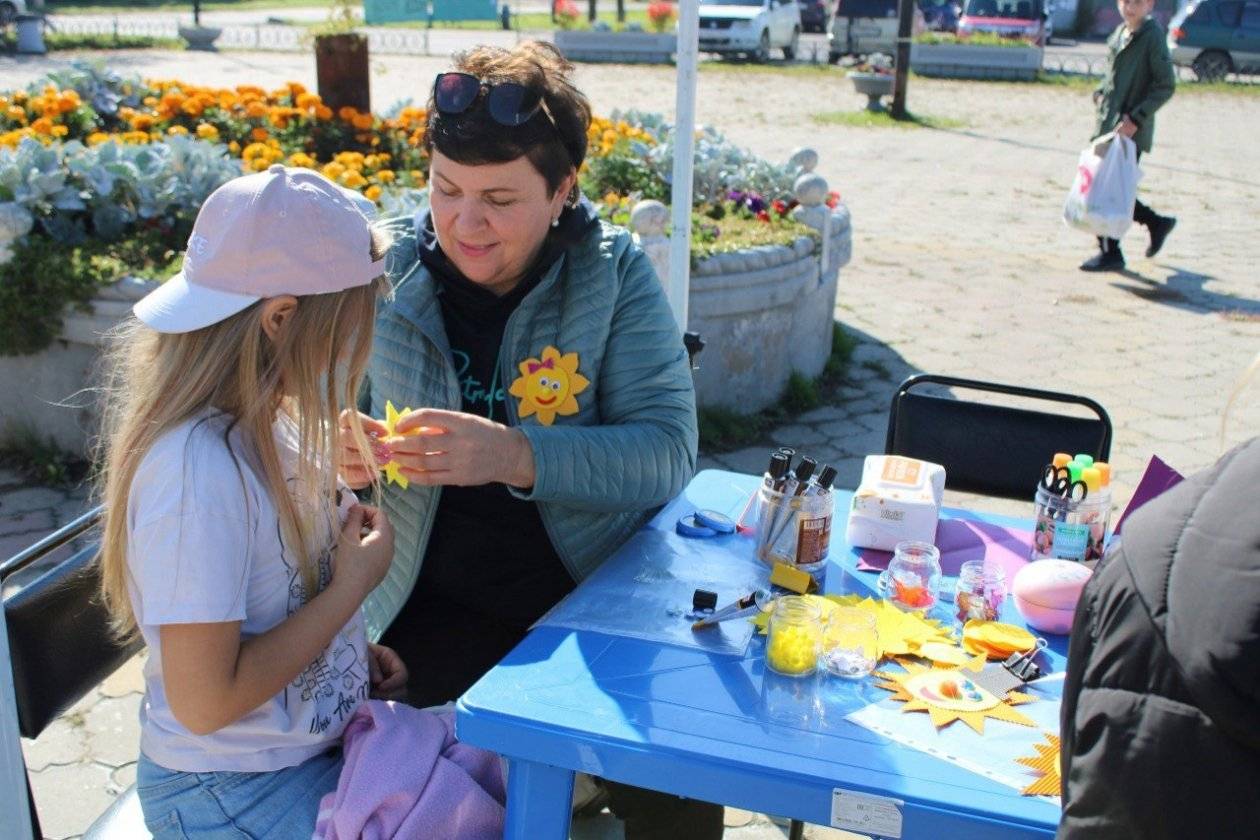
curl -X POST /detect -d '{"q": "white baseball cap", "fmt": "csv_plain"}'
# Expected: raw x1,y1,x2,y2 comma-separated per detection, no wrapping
134,164,386,334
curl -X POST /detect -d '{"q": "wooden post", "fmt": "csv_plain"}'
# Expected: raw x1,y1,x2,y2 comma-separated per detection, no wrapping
891,0,913,120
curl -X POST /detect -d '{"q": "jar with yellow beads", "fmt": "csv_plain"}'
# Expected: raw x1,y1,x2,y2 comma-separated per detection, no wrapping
765,596,824,677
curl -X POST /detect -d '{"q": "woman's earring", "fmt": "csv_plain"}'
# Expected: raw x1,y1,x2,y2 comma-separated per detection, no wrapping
551,217,560,228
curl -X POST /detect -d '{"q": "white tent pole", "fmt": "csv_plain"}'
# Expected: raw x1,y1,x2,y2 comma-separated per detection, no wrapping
667,0,699,332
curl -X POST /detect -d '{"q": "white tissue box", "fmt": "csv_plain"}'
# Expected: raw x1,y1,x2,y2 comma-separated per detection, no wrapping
846,455,946,551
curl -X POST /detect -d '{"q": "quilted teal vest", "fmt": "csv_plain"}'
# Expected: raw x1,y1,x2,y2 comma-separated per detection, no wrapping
360,215,698,640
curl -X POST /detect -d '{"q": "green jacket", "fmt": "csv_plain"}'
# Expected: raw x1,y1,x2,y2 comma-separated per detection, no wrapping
359,214,698,640
1094,17,1176,153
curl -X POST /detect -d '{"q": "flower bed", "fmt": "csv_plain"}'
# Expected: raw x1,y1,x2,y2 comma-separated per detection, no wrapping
911,33,1043,81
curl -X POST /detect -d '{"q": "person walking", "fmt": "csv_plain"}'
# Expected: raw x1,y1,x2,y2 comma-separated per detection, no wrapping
1080,0,1177,272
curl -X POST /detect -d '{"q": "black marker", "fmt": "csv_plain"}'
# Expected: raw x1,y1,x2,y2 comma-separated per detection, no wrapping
810,464,838,496
767,452,791,491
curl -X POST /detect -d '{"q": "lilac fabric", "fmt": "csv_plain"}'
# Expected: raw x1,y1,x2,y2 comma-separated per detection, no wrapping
1111,455,1184,537
855,517,1034,582
313,701,505,840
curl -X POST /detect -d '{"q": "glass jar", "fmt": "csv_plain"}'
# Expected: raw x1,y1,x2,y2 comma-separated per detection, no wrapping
878,540,942,612
821,606,879,679
954,559,1007,623
765,596,823,677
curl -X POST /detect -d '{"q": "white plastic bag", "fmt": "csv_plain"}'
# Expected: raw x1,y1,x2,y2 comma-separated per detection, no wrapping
1062,134,1142,240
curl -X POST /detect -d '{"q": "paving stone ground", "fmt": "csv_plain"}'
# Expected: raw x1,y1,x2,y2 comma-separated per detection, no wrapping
3,46,1258,839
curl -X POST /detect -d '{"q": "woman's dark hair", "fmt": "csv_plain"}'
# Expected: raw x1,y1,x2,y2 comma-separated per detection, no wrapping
424,42,592,199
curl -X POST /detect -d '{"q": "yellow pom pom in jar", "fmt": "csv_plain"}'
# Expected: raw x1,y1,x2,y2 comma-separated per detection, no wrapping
765,596,824,677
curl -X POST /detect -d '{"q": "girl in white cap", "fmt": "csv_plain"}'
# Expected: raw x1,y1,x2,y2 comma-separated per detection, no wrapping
90,165,428,837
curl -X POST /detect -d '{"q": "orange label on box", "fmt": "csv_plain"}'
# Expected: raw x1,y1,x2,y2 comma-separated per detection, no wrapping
881,456,922,487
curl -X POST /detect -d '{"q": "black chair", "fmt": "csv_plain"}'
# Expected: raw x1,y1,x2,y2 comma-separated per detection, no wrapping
1,506,148,839
884,374,1112,501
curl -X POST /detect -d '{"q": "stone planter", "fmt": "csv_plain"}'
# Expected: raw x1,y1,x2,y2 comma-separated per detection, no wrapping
849,72,894,111
910,42,1043,81
629,149,853,414
0,277,157,456
178,25,223,51
553,30,677,64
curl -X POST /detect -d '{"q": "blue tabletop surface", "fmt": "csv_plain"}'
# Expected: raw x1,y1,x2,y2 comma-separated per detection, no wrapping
456,470,1065,837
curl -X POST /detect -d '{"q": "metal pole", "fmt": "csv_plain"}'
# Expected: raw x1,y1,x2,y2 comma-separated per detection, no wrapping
667,0,699,332
891,0,914,119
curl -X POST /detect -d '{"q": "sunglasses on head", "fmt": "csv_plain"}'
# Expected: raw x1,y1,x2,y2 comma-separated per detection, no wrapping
433,72,555,129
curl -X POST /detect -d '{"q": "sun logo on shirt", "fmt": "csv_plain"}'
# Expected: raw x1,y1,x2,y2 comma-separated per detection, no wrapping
509,346,589,426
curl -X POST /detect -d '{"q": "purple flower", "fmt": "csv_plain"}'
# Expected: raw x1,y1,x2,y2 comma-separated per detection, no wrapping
746,194,767,214
727,189,747,206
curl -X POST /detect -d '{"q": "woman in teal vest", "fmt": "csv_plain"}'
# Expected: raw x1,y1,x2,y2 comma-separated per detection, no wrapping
338,41,718,839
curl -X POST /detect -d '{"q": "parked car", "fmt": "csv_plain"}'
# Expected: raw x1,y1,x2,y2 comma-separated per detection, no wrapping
0,0,43,27
699,0,804,62
957,0,1052,47
798,0,832,32
920,0,963,32
828,0,927,61
1169,0,1260,80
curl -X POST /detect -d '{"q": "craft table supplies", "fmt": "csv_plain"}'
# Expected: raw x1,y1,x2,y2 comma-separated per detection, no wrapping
877,540,943,612
821,607,879,679
955,560,1008,624
765,596,825,677
754,451,836,577
1031,452,1112,562
847,455,946,551
1012,559,1093,634
962,620,1037,660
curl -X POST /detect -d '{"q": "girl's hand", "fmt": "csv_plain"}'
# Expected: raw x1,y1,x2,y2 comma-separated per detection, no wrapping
331,504,394,601
367,643,409,701
338,409,391,490
388,409,536,489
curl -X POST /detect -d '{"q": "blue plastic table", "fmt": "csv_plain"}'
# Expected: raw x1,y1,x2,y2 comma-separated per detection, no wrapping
455,470,1065,839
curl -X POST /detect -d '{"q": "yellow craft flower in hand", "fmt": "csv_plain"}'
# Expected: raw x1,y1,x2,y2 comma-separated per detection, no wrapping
377,400,440,489
508,346,589,426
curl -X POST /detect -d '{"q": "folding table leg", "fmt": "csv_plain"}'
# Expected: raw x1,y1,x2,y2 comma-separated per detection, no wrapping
504,757,575,840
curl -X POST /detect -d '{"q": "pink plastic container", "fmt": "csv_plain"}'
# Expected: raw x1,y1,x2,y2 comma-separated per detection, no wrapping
1012,559,1093,635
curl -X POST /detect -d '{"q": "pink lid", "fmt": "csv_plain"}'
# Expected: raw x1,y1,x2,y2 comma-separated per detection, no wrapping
1012,559,1093,610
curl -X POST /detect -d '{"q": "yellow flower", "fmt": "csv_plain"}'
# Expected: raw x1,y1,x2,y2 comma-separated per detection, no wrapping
322,161,346,180
228,140,241,154
51,125,69,137
167,125,189,136
364,185,382,202
6,105,26,123
242,141,269,160
603,191,619,206
86,131,110,146
340,170,368,189
374,169,395,184
131,114,154,132
195,122,219,139
296,92,321,110
249,156,271,172
288,151,316,168
30,117,54,135
143,96,158,107
245,100,268,119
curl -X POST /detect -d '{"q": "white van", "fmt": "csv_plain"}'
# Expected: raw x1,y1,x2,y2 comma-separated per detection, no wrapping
699,0,804,62
828,0,926,61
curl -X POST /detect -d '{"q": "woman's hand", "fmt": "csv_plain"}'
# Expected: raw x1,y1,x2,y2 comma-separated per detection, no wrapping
367,643,408,701
338,410,391,490
389,409,536,489
1118,115,1138,138
331,504,394,601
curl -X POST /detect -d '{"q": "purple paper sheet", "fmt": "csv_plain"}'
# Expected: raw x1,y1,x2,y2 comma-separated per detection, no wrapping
855,517,1034,582
1112,455,1184,537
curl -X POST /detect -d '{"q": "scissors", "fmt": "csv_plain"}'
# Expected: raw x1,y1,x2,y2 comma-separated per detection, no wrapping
1040,464,1087,502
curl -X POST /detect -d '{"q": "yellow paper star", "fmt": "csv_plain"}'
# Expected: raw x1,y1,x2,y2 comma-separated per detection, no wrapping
508,346,589,426
874,659,1037,734
1016,733,1063,797
378,400,428,489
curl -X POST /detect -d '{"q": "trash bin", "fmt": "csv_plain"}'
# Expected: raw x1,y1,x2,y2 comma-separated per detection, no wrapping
16,14,47,55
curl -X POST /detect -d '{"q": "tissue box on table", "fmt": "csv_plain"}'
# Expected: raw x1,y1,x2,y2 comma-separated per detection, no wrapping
846,455,946,551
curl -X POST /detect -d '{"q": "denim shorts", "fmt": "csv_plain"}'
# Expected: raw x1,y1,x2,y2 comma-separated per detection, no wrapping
135,749,343,840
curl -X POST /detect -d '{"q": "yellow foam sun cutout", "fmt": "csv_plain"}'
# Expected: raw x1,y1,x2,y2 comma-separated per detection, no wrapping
874,659,1037,734
378,400,432,490
752,594,956,661
1016,733,1063,797
509,346,589,426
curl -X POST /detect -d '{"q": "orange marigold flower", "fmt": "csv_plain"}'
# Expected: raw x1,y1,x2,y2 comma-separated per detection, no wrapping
364,185,382,202
250,127,269,141
30,117,54,135
228,140,241,154
196,122,219,139
249,156,271,172
50,125,69,137
132,115,155,131
352,113,373,130
245,100,268,119
338,106,357,122
167,125,189,136
296,92,321,110
315,104,333,121
374,169,395,183
86,131,110,146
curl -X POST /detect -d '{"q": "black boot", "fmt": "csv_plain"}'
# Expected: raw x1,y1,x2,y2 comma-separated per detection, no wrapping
1145,215,1176,258
1080,238,1125,272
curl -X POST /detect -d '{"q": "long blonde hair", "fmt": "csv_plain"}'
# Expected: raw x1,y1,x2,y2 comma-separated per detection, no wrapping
95,231,391,641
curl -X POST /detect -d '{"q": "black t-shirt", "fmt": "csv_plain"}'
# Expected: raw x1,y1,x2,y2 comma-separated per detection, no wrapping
381,203,598,705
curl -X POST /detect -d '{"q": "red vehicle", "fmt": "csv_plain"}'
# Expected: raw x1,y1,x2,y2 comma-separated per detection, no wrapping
957,0,1052,46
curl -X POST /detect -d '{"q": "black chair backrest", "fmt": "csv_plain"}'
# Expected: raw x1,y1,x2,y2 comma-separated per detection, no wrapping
2,506,142,739
885,374,1113,501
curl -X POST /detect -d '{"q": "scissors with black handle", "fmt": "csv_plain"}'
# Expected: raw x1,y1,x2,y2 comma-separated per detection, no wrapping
1040,464,1088,502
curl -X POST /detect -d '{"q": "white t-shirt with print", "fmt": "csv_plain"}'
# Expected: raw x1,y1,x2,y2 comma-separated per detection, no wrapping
126,410,370,773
